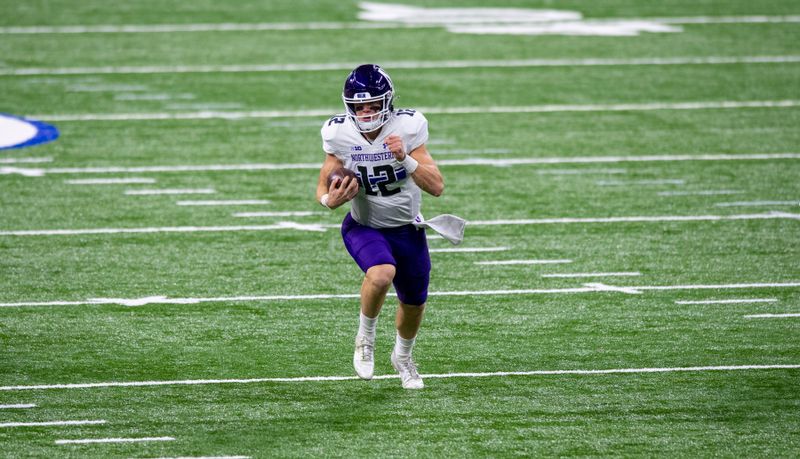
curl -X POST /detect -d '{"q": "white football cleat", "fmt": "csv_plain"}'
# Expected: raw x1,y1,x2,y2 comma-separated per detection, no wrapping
391,351,424,389
353,334,375,380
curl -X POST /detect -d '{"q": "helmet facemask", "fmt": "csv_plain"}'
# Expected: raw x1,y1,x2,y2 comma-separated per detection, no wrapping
343,91,394,133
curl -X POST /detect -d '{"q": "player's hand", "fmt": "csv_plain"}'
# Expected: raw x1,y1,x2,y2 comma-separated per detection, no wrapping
327,176,359,207
386,134,406,161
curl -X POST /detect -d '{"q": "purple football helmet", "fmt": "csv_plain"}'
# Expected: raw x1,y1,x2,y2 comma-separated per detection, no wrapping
342,64,395,133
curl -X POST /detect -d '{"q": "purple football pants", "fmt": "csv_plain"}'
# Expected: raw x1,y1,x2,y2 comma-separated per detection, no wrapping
341,213,431,306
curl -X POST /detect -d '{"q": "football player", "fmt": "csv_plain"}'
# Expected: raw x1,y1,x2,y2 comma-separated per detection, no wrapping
316,64,445,389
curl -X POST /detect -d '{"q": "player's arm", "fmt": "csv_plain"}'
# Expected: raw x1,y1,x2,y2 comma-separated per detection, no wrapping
406,144,444,197
385,134,444,197
316,154,359,209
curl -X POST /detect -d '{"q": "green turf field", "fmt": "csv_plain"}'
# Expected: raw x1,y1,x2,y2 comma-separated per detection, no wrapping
1,1,799,457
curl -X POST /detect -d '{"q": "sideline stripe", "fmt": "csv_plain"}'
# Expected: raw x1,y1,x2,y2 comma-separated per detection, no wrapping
1,282,798,309
542,272,641,278
3,153,799,177
1,212,798,237
4,56,800,77
25,100,800,122
675,298,778,305
745,313,800,318
2,365,797,392
1,420,106,428
56,436,174,445
2,16,799,34
0,404,36,409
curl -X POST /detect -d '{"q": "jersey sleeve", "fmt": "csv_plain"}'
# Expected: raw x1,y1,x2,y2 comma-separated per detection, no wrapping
406,111,429,153
321,115,345,155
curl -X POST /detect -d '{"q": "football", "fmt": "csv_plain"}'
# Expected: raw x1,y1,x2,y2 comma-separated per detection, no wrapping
327,167,359,189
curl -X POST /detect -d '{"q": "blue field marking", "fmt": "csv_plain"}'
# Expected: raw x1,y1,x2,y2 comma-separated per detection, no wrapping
0,113,59,150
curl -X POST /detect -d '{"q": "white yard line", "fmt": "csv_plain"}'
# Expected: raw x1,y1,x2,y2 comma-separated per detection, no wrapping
5,56,800,76
658,190,743,196
542,272,641,278
165,102,244,110
1,365,797,392
1,282,798,309
233,211,323,217
65,177,156,185
2,162,321,176
1,420,106,428
0,222,330,237
1,212,798,237
428,247,509,253
475,259,573,265
596,179,685,186
56,436,174,445
141,457,250,459
24,100,800,122
2,15,800,34
715,200,799,207
139,457,250,459
467,211,800,226
67,84,148,92
636,283,800,291
176,200,271,206
125,188,215,195
583,282,643,294
114,93,195,101
441,153,800,167
0,404,36,409
538,168,627,175
434,148,513,155
745,313,800,318
0,157,52,164
3,153,798,178
675,298,778,305
0,22,415,34
651,15,800,24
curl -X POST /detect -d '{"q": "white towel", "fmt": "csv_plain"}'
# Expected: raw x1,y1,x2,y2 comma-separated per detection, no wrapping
413,213,466,245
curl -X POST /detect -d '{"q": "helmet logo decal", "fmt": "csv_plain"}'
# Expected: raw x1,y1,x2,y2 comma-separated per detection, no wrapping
357,2,681,36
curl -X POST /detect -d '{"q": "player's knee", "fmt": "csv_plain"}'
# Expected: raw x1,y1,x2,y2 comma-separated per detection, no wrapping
366,264,395,291
400,301,426,311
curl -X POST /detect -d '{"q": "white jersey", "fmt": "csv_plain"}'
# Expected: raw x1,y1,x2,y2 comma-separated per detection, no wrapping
321,109,429,228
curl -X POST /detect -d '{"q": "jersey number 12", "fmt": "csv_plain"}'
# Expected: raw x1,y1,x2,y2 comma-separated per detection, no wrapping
357,165,401,197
